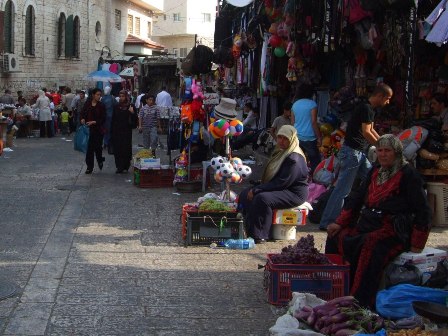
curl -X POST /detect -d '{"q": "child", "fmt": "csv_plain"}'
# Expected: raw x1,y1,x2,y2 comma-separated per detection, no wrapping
60,105,70,136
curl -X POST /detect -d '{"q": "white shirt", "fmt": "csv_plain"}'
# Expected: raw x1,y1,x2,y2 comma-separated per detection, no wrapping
135,93,146,109
243,111,258,129
156,90,172,107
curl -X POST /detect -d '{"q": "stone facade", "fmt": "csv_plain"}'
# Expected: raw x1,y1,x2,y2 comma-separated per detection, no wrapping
0,0,160,100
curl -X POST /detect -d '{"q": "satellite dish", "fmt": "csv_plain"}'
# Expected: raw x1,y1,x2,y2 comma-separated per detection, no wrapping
226,0,254,7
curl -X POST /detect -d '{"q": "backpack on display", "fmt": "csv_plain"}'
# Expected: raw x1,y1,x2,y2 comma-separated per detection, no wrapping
192,45,214,75
181,48,195,75
397,126,429,161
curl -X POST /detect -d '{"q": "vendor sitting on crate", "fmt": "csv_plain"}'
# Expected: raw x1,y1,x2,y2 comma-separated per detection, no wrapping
238,125,309,244
325,134,432,308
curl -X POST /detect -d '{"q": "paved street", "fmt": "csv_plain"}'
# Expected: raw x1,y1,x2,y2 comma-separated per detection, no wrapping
0,134,447,336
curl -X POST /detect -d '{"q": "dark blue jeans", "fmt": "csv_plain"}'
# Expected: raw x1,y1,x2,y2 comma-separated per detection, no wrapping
299,139,321,174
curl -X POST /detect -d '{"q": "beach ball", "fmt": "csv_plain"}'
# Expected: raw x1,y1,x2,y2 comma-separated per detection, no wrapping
211,156,225,170
213,119,230,137
228,172,242,184
219,162,235,177
229,119,244,136
230,157,243,169
320,123,334,136
237,165,252,179
274,47,286,57
214,170,225,183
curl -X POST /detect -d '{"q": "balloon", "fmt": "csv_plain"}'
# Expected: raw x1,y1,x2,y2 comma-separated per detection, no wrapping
229,119,244,136
320,123,334,136
269,34,282,47
228,172,242,184
214,170,225,183
274,47,286,57
230,157,243,169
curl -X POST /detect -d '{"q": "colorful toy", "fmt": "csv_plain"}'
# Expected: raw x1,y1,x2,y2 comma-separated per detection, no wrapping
274,47,286,57
237,165,252,178
208,124,221,139
229,119,244,136
269,34,282,48
219,162,235,177
191,79,205,100
212,119,230,137
214,170,225,183
230,157,243,169
211,156,225,170
228,172,242,184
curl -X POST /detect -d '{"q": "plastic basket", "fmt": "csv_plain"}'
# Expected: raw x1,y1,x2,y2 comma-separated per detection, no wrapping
133,168,174,188
426,182,448,227
185,213,243,246
264,254,350,306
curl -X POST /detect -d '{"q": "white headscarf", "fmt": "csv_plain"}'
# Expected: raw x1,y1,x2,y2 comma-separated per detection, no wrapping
104,86,111,95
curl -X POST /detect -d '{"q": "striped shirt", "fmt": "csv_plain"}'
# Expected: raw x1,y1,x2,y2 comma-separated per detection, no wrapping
139,104,160,128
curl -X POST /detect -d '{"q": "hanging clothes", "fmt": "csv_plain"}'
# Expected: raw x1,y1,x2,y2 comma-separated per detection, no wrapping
317,90,331,118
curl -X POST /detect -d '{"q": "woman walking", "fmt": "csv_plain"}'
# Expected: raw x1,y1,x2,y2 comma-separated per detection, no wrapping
33,90,52,138
80,88,106,174
111,90,136,173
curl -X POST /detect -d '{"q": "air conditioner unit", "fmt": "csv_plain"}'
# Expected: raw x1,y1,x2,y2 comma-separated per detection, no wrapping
3,53,20,72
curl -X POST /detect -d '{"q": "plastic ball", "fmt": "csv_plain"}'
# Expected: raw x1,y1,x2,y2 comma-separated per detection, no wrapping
269,34,282,47
320,123,334,136
214,170,225,183
228,172,242,184
274,47,286,57
237,165,252,179
219,162,235,177
208,124,221,139
213,119,230,137
229,119,244,136
211,156,225,170
230,157,243,169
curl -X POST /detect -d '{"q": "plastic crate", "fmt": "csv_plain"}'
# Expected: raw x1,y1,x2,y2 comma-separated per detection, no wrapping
426,182,448,227
133,168,174,188
264,254,350,306
185,213,243,246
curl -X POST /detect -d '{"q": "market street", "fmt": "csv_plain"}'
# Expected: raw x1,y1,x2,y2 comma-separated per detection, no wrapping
0,135,447,335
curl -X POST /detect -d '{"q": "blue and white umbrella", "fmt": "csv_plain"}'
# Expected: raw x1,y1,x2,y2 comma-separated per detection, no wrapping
84,70,124,83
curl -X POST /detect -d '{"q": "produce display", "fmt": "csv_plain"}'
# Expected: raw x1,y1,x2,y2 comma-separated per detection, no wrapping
388,329,438,336
198,199,233,212
134,149,154,159
293,296,384,335
270,234,331,265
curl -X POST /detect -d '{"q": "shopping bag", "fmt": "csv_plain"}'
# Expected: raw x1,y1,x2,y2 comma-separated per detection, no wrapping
74,125,89,153
376,284,448,320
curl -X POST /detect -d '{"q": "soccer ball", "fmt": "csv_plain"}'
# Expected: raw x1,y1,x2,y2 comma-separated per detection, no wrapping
210,156,225,170
229,119,244,136
237,165,252,178
219,162,235,177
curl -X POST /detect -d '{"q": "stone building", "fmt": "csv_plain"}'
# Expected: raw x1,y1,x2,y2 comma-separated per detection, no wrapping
0,0,163,99
152,0,216,58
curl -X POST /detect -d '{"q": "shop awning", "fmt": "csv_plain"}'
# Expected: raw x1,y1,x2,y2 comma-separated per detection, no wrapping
124,34,165,51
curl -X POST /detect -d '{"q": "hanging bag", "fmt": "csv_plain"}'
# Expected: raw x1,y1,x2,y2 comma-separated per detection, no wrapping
74,125,90,153
313,155,339,186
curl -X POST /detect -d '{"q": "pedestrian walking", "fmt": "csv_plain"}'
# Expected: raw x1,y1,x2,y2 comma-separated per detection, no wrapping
138,95,162,153
80,88,106,174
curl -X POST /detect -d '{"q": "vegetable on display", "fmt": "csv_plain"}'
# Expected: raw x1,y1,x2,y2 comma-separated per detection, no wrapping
270,234,330,265
198,199,233,212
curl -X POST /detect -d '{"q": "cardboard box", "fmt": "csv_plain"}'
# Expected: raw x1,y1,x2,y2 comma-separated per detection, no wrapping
393,247,447,272
272,208,307,225
134,158,161,169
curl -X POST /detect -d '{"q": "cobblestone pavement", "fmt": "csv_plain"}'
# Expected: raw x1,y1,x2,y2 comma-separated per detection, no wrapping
0,134,447,336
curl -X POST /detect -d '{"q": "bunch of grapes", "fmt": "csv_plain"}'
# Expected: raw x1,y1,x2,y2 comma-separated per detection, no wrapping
270,235,330,265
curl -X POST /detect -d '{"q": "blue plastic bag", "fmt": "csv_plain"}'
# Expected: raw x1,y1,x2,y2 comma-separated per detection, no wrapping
356,329,386,336
376,284,448,320
74,125,89,153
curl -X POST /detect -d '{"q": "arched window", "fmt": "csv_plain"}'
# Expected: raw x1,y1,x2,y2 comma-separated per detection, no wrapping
4,0,15,53
25,5,35,56
73,16,80,58
58,13,66,57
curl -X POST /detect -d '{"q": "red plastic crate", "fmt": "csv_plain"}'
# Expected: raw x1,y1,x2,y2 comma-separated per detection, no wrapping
133,168,174,188
264,254,350,306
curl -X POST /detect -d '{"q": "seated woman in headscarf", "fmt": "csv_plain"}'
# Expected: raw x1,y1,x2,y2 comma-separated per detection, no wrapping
238,125,309,244
326,134,432,308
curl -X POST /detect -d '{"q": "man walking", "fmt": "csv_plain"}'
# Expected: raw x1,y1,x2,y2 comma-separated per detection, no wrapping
319,83,393,231
155,86,172,107
138,95,162,154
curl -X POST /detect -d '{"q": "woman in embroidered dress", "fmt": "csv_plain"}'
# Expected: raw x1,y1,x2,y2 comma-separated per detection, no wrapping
325,134,432,308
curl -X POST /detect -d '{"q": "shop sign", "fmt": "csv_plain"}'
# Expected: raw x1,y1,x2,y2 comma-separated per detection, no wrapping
203,93,219,105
